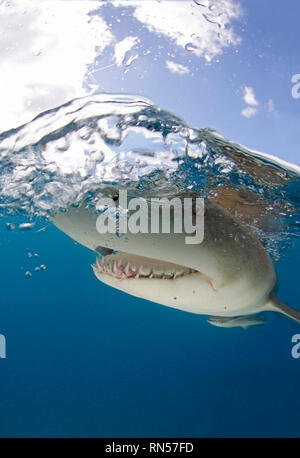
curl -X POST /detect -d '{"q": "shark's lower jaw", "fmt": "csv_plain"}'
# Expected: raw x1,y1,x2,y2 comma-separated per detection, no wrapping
92,252,197,281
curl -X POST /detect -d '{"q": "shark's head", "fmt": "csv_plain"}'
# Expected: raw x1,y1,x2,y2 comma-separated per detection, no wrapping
85,198,276,316
207,316,229,327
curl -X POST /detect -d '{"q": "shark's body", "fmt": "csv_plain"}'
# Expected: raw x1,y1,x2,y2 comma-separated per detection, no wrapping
53,198,300,323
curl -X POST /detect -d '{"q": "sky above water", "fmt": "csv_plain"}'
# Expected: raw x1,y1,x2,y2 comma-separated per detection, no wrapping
0,0,299,164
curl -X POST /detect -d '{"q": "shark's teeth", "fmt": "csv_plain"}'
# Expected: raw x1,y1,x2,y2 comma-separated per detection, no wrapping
93,253,196,281
152,266,164,277
124,263,131,276
138,265,152,276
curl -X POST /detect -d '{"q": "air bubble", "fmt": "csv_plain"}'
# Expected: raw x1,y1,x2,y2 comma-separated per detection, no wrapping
5,222,15,231
185,42,198,52
122,51,138,67
32,49,42,57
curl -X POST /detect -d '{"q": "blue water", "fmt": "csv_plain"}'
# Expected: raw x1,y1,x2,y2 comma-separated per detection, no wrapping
0,217,299,438
0,95,300,437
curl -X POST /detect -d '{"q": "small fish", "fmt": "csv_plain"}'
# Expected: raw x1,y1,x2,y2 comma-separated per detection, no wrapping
19,222,36,231
36,226,47,233
207,314,266,330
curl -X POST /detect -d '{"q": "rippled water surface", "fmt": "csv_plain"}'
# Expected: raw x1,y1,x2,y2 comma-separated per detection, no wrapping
1,94,299,261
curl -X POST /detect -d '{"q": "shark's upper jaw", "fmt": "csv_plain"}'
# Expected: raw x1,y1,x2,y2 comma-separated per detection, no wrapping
92,251,198,281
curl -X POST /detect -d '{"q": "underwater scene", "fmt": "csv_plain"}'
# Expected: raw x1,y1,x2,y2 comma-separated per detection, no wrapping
0,0,300,438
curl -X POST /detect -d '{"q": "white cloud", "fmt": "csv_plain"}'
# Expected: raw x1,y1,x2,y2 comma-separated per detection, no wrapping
115,0,242,63
241,106,258,119
165,60,189,75
0,0,114,131
114,36,139,66
243,86,259,106
241,85,259,118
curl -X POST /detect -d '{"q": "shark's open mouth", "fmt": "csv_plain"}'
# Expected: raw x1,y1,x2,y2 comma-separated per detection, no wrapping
92,252,198,280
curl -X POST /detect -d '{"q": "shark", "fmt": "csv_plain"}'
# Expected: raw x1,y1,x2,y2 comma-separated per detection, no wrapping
52,197,300,324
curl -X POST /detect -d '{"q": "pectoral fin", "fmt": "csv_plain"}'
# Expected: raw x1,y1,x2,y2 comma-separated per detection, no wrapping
265,292,300,324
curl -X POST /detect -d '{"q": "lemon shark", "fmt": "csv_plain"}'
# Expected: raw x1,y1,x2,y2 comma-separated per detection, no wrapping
53,198,300,323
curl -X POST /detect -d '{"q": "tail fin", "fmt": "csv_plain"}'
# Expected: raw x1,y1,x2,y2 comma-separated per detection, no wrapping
265,292,300,324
